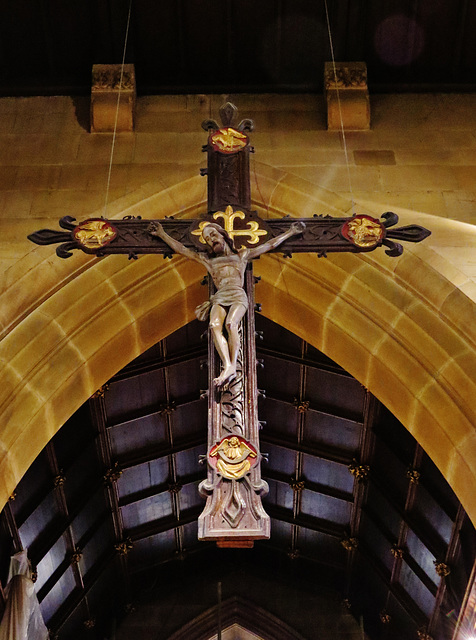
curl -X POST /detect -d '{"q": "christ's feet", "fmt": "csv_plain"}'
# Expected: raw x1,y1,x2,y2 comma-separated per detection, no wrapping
214,365,237,388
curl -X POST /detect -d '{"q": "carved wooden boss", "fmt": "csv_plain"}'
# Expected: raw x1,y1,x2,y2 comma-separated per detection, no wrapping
29,102,431,548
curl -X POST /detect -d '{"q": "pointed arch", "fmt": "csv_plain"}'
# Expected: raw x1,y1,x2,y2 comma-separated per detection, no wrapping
1,166,476,528
166,597,307,640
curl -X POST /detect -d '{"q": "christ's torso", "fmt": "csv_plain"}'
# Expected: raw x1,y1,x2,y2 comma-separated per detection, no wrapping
203,250,249,291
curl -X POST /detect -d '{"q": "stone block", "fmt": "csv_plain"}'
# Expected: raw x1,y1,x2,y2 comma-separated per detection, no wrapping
324,62,370,131
91,64,136,133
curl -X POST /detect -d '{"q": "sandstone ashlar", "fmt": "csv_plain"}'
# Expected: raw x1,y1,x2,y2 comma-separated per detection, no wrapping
324,62,370,131
90,64,136,133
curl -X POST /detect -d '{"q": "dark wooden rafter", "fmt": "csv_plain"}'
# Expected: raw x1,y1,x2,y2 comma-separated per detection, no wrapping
288,337,308,558
25,480,106,566
47,548,116,634
258,345,355,379
118,472,204,509
265,504,345,540
161,337,186,558
345,389,377,596
1,501,22,555
453,555,476,639
109,344,207,383
368,468,450,560
357,539,429,628
351,429,467,635
361,504,441,597
428,504,467,637
89,392,131,605
105,395,204,431
124,506,203,543
109,342,353,388
113,433,205,470
388,445,424,588
36,511,111,603
261,538,347,575
45,443,85,593
121,501,347,549
261,431,355,467
265,469,353,504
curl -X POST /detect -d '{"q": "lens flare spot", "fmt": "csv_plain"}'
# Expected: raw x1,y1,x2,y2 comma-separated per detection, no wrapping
375,15,425,67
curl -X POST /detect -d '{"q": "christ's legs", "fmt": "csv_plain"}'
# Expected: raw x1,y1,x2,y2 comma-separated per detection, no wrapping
209,305,230,377
209,302,247,387
224,302,247,373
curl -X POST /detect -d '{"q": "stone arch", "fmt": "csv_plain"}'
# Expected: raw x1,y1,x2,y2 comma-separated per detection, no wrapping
1,166,476,528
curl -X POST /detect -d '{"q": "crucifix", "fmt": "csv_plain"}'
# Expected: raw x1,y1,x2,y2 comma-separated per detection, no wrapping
28,101,431,548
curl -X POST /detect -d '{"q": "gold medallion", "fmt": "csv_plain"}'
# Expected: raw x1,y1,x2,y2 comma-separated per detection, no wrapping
209,127,248,154
209,436,258,480
341,215,385,248
73,219,117,250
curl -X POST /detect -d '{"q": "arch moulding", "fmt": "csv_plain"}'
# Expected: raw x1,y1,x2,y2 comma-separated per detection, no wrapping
1,166,476,526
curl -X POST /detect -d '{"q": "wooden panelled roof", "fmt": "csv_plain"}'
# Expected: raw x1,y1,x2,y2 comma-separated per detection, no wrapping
1,316,474,639
1,0,476,96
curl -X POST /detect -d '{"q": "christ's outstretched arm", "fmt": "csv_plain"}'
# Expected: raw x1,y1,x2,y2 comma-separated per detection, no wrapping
148,221,202,262
247,220,305,259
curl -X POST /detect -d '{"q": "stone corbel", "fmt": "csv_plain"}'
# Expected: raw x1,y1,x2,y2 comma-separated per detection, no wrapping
90,63,136,133
324,61,370,130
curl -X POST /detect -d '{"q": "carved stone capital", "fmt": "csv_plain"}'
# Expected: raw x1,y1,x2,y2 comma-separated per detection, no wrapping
324,61,368,89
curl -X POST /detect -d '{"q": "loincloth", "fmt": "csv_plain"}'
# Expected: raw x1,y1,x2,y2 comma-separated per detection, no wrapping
195,285,248,322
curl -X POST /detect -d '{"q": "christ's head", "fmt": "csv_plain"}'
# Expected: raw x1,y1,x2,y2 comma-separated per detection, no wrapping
202,223,236,256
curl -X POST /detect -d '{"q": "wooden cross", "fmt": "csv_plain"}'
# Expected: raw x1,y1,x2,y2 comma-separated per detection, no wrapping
28,102,431,548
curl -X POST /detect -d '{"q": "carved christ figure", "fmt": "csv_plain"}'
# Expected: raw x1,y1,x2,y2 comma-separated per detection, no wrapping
149,220,305,387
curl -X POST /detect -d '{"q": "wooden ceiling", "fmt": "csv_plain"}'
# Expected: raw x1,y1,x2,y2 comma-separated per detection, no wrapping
1,316,474,639
1,0,476,96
